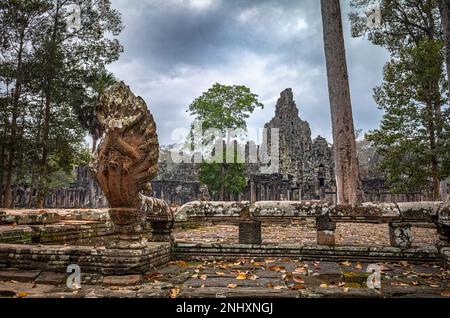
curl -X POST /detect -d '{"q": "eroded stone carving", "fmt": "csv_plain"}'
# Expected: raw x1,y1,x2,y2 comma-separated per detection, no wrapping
92,82,159,208
91,82,172,247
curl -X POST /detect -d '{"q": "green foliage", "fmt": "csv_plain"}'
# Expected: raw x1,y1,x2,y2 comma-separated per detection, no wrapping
0,0,123,206
187,83,263,198
188,83,263,133
349,0,442,53
199,148,247,196
366,39,450,191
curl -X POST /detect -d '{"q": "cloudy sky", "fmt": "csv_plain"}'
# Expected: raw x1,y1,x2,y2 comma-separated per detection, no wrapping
108,0,389,145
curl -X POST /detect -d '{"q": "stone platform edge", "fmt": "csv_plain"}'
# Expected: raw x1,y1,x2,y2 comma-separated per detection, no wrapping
173,242,446,265
0,242,171,275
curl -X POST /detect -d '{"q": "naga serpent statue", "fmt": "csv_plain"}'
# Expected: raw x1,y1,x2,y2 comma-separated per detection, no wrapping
90,82,173,248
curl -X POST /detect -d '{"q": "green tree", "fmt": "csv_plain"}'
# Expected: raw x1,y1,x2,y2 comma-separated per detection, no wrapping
0,0,123,208
350,0,449,199
366,39,449,196
187,83,263,200
0,0,49,207
31,0,123,207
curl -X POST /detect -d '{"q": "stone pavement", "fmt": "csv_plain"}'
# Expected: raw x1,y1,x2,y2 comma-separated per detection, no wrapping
0,258,449,298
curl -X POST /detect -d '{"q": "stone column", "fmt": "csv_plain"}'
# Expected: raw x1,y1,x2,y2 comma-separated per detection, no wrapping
389,222,412,248
437,204,450,246
239,221,262,245
316,214,336,245
250,180,256,203
108,208,146,249
238,206,261,245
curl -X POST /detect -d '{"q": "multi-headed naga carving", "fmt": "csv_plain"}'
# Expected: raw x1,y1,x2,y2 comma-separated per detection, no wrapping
91,82,172,246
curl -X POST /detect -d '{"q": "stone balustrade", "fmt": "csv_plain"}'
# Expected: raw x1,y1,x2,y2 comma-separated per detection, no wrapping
174,200,450,248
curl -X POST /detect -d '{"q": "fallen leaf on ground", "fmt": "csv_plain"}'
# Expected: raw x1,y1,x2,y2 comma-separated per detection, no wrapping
216,272,226,276
199,275,208,281
429,284,440,288
340,261,352,267
268,266,286,272
320,284,328,288
16,292,28,298
236,273,248,280
227,283,237,289
169,288,180,298
293,276,305,284
355,263,363,270
273,285,287,290
440,291,450,297
191,274,198,278
293,267,307,274
249,275,259,281
172,261,188,267
292,284,306,290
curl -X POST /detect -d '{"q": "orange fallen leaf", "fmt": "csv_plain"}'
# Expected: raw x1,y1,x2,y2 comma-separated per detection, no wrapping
236,273,248,280
440,291,450,297
293,267,307,274
169,288,180,298
268,266,285,272
173,261,188,267
292,284,306,290
227,283,237,289
17,292,28,298
216,272,226,276
293,276,305,284
355,263,363,270
320,284,328,288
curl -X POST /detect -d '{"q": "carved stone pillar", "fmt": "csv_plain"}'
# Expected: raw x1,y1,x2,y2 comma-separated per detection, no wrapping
389,222,412,248
316,214,336,245
239,221,262,245
250,180,256,203
238,206,261,245
108,208,146,249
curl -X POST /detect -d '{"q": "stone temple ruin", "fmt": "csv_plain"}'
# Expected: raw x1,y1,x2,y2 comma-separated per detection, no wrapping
0,82,450,298
10,88,435,209
153,88,335,205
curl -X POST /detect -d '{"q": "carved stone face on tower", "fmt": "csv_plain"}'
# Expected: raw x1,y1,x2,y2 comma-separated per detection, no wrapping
91,82,160,208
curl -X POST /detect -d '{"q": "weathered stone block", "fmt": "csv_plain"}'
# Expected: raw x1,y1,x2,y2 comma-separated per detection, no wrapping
398,202,440,221
103,274,143,286
239,221,261,245
389,222,412,248
149,220,174,242
316,214,336,231
317,230,335,246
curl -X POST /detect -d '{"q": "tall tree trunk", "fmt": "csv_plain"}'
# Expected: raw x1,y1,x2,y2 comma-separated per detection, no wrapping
0,126,7,206
439,0,450,201
36,1,60,208
89,134,98,207
440,0,450,97
4,28,25,208
321,0,365,205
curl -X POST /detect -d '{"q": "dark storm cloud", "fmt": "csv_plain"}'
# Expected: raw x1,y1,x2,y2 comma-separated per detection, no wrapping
109,0,388,145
